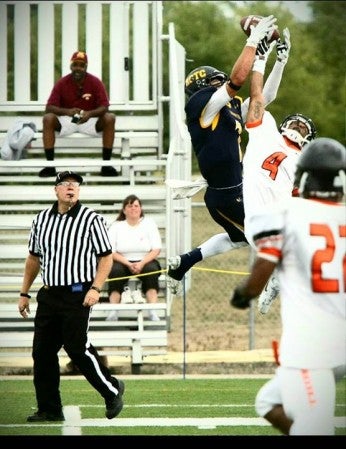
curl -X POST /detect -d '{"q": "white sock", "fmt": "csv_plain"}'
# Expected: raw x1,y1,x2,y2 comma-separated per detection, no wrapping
200,233,247,259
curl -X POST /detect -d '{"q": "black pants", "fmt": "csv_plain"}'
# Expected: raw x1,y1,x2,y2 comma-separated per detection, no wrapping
32,284,120,414
107,259,161,295
204,186,248,244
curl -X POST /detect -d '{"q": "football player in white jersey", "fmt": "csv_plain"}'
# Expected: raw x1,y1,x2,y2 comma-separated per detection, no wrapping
243,34,316,314
167,29,293,296
231,137,346,435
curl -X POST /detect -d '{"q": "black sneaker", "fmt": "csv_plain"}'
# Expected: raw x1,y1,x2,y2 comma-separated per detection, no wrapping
101,166,119,177
105,380,125,419
27,411,65,422
39,167,57,177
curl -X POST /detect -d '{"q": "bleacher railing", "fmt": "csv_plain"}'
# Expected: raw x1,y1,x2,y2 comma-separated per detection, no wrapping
165,22,192,305
0,1,161,111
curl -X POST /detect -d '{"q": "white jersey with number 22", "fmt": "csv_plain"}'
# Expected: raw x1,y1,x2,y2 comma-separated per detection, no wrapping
250,196,346,369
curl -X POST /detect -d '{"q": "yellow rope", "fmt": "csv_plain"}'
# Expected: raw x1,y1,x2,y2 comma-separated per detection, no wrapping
107,270,165,282
106,266,249,282
1,266,250,289
191,266,250,275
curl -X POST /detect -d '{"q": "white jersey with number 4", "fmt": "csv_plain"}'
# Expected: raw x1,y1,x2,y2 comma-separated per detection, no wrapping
249,196,346,369
243,111,301,245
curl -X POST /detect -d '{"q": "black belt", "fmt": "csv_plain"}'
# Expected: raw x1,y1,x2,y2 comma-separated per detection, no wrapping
43,282,92,290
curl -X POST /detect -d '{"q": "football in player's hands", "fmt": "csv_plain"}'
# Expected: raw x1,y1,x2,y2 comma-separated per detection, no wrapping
240,15,280,43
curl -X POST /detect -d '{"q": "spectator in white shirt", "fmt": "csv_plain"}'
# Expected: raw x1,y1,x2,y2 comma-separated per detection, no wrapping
107,195,162,321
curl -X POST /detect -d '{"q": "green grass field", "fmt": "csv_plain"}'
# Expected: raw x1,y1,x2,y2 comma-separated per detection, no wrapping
0,377,345,436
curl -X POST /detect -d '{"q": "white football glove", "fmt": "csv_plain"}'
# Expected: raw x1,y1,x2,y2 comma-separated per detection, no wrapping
276,27,291,65
256,37,276,62
253,38,276,74
246,15,277,48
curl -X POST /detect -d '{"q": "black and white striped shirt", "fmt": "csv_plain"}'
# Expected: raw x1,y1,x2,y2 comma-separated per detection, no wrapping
28,201,112,286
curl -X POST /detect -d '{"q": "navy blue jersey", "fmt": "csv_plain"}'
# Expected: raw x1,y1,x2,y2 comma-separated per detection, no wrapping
185,86,244,188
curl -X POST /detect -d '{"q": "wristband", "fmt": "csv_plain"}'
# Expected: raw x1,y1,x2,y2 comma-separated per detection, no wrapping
20,292,31,298
227,79,241,91
246,37,258,48
90,285,101,293
252,58,266,75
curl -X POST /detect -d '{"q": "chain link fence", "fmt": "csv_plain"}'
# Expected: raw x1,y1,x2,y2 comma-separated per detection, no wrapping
167,193,282,353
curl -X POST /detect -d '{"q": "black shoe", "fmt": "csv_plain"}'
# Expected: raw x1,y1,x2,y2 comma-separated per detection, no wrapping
105,380,125,419
101,166,119,177
39,167,57,177
27,411,65,422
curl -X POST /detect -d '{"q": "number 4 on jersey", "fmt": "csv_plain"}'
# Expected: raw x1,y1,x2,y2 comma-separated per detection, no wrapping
262,152,287,180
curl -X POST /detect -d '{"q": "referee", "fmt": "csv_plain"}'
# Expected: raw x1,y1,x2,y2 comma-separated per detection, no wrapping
18,170,124,422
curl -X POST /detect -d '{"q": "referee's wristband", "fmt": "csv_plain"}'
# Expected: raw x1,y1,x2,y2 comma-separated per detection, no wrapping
20,292,31,299
90,285,101,294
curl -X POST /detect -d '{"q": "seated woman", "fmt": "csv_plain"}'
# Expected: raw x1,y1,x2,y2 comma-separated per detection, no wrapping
107,194,162,321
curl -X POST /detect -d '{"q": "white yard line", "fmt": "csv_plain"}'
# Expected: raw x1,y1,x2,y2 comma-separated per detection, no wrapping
72,416,271,428
62,406,82,435
2,407,344,436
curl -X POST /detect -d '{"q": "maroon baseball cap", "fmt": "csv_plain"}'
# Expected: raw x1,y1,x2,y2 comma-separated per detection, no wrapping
70,51,88,64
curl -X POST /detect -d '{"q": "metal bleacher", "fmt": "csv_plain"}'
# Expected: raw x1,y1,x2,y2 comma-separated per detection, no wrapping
0,1,192,329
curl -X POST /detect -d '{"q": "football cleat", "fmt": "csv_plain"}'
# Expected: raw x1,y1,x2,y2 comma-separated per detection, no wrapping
166,277,183,296
258,275,280,314
168,255,181,271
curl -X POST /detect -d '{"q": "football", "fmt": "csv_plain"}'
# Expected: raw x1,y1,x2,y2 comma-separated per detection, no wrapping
240,15,280,43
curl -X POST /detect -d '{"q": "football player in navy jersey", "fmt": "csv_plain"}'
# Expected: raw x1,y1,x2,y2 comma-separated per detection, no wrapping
167,18,291,295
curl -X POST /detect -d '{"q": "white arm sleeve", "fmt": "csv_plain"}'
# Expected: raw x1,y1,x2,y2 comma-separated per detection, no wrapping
201,83,232,127
262,60,286,106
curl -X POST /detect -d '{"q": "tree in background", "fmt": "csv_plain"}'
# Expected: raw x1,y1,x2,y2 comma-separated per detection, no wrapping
163,0,346,156
308,1,346,145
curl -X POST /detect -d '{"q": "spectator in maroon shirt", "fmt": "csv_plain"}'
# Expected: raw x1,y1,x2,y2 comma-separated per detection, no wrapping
39,51,118,177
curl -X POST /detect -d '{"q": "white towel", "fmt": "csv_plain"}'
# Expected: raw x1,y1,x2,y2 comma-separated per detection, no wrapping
165,177,208,199
1,119,37,160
